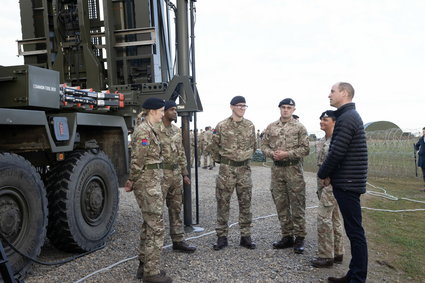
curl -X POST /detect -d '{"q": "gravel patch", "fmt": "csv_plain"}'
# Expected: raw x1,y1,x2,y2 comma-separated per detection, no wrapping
24,166,403,282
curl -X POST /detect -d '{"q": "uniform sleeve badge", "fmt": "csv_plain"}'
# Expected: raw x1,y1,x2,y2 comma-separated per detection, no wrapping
141,139,149,146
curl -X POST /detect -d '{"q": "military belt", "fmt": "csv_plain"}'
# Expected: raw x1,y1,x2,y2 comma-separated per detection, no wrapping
220,157,250,167
144,163,163,170
162,163,179,170
274,160,300,167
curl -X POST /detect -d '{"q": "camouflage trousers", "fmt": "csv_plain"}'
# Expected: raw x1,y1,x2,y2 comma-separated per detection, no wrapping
162,169,184,242
215,164,253,237
317,185,344,258
270,164,306,237
133,169,164,277
202,151,212,167
191,146,200,167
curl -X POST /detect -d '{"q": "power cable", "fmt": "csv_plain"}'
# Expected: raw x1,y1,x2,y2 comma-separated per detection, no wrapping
364,181,425,212
0,232,106,266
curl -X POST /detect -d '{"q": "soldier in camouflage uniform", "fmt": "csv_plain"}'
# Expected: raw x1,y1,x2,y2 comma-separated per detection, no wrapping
198,129,204,165
124,97,172,283
209,96,257,250
190,129,201,168
261,98,310,254
156,101,196,253
202,126,214,169
311,110,344,268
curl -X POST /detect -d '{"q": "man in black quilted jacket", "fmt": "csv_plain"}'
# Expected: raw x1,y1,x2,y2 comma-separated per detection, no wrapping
318,82,368,283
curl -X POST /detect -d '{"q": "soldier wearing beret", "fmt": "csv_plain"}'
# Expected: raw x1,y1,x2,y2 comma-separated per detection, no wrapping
156,101,196,253
311,110,344,268
209,95,257,250
261,98,310,254
124,97,172,283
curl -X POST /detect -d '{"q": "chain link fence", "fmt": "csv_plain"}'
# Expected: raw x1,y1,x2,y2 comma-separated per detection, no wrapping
303,128,422,179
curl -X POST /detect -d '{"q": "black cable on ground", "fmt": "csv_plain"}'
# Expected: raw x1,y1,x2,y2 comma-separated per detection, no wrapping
0,232,106,266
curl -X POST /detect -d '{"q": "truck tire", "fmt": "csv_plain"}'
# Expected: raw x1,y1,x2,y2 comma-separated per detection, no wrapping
0,153,48,278
46,150,119,252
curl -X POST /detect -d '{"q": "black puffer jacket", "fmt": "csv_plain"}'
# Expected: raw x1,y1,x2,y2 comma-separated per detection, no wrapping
317,103,368,194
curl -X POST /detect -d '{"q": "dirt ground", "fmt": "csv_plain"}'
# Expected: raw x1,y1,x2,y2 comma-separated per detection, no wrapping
24,166,406,283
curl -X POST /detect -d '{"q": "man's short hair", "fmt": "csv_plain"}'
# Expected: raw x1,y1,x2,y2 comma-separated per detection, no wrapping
338,82,355,98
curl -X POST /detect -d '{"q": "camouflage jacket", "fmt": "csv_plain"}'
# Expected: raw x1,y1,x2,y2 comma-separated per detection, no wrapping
155,122,188,176
316,136,331,167
210,117,256,162
261,117,310,160
128,119,163,182
203,130,213,151
316,136,335,205
198,131,205,149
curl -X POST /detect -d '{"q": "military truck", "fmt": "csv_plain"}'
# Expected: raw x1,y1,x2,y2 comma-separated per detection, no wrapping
0,0,201,279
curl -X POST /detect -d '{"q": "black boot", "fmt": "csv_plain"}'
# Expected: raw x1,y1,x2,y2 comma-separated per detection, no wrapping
143,270,172,283
136,261,144,279
213,236,228,250
327,274,350,283
293,236,305,254
311,257,333,268
172,241,196,253
334,254,343,264
240,236,256,249
272,236,294,249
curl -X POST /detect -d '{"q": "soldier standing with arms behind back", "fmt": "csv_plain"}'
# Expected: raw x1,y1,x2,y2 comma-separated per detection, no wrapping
210,95,257,250
124,97,172,283
156,100,196,253
311,110,344,268
261,98,310,254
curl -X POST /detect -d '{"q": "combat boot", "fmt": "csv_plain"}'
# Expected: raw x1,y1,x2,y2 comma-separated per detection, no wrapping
213,236,228,250
334,254,343,264
240,236,256,249
327,274,350,283
272,236,294,249
311,257,333,268
172,241,196,253
293,236,305,254
143,270,172,283
136,261,144,279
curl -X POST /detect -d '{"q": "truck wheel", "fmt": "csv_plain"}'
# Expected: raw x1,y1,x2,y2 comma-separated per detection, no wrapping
46,150,119,252
0,153,48,278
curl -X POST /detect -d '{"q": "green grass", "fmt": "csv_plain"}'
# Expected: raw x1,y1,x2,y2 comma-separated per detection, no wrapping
364,176,425,281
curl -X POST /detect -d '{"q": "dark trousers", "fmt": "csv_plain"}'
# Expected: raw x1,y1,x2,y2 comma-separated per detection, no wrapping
333,189,368,283
421,167,425,184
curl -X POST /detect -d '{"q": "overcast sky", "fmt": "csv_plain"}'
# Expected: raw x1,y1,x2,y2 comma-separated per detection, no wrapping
2,0,424,136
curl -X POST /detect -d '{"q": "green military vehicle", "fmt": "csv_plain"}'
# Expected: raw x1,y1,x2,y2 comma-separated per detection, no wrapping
0,0,201,279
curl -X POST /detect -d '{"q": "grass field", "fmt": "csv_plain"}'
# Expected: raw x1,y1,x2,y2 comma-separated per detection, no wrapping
363,176,425,281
